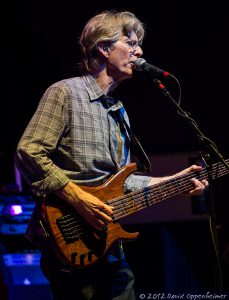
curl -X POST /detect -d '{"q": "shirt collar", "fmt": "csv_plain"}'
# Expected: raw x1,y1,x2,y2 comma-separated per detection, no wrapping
82,74,104,101
82,74,123,111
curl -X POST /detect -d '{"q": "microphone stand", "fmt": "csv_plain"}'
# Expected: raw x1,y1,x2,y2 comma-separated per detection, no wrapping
153,78,229,291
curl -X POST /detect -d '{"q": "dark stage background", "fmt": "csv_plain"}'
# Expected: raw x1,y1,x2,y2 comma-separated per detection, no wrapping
1,0,229,297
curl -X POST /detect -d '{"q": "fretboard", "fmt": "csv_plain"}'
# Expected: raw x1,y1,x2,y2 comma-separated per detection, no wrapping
108,159,229,221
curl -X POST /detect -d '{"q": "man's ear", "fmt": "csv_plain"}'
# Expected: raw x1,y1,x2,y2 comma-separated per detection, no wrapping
97,42,110,57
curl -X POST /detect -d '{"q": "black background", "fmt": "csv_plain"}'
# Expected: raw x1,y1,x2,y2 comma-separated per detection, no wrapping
1,0,229,293
1,0,228,184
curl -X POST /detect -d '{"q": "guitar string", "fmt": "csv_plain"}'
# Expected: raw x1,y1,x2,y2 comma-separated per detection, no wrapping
58,163,228,237
59,163,228,238
111,163,228,220
58,162,228,239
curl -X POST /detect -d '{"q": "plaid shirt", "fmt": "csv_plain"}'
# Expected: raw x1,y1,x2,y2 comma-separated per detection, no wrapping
15,74,151,258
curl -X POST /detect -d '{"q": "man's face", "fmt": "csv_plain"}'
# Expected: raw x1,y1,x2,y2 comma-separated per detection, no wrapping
106,32,143,83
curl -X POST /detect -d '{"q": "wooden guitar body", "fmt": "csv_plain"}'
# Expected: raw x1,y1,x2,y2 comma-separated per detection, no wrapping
44,163,139,269
43,159,228,269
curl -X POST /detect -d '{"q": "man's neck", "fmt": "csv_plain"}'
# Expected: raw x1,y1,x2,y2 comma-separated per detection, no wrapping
94,70,118,96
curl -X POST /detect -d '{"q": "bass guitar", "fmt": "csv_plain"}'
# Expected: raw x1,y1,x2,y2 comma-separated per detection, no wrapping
43,159,229,269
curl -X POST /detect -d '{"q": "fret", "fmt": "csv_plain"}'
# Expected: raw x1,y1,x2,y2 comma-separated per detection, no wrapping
44,158,229,268
112,158,229,221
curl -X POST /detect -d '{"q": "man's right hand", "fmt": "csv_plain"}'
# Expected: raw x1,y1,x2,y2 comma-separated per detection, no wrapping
54,181,114,231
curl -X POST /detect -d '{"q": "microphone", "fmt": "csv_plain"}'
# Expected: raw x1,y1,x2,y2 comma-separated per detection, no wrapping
134,58,172,78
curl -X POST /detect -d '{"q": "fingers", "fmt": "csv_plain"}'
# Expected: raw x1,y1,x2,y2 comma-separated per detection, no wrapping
179,164,209,196
99,203,114,217
88,217,109,231
190,164,202,171
202,179,209,188
94,204,114,230
95,208,113,223
185,164,202,174
189,178,208,196
78,206,113,231
75,193,114,231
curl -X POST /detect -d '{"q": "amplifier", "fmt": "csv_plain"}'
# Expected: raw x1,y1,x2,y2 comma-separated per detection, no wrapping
0,194,35,236
0,252,52,300
0,223,28,235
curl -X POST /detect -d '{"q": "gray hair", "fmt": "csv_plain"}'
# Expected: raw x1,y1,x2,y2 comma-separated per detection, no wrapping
79,10,145,73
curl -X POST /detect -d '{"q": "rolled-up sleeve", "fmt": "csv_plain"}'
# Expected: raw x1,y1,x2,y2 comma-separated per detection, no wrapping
124,173,151,193
15,85,70,196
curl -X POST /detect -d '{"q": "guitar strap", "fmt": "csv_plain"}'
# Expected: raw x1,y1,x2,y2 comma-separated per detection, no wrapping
101,95,151,173
118,112,152,173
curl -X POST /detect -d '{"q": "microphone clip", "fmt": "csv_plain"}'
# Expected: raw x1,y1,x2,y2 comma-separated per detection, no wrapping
153,79,170,97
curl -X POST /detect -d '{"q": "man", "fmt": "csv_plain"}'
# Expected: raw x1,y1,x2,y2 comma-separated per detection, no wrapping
15,10,208,300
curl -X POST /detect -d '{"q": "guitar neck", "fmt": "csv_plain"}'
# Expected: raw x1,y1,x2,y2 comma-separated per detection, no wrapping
109,159,229,222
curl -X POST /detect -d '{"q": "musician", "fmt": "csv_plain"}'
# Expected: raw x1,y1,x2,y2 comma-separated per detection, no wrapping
15,10,208,300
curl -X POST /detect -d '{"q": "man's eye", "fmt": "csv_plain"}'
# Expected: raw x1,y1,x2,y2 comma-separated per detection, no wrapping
127,41,135,47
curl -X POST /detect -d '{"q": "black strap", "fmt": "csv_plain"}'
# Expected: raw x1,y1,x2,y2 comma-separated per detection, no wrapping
102,95,151,173
119,114,152,173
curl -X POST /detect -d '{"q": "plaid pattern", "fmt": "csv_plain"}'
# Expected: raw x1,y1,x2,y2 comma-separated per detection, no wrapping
16,74,150,195
15,74,151,249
